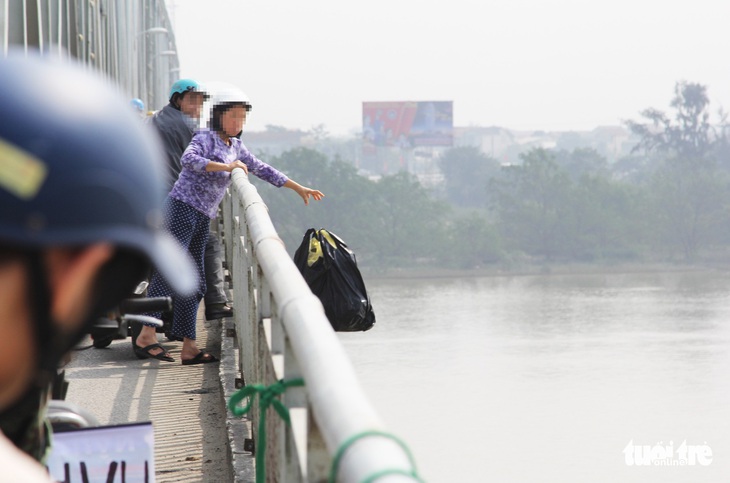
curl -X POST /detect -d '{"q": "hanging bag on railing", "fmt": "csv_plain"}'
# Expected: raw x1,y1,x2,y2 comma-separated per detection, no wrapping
294,228,375,332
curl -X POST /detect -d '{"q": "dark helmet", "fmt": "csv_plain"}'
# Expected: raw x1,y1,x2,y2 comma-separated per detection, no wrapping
0,52,195,374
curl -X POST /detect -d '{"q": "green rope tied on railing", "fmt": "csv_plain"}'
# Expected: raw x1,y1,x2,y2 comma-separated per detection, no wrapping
329,430,424,483
228,377,305,483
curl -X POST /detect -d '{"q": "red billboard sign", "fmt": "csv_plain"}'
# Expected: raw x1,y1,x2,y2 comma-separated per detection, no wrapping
363,101,453,148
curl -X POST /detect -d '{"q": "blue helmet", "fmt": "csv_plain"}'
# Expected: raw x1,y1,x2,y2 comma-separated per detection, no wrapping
130,97,145,112
169,78,207,101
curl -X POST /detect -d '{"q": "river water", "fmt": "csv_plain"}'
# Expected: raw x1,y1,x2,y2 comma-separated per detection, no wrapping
338,270,730,482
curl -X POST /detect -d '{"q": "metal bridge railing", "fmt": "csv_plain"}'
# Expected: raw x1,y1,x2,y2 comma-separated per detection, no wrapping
221,169,420,482
0,0,178,111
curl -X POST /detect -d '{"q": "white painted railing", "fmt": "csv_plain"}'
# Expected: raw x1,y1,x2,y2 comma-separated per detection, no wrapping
221,169,420,482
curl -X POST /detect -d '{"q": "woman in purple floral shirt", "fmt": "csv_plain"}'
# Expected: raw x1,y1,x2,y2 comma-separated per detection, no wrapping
135,90,324,364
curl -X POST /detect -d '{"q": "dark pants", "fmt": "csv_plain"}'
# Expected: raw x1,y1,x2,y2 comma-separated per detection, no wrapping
145,198,209,340
204,225,227,306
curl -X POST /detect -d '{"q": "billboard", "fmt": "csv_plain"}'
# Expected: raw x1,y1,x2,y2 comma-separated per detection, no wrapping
363,101,453,148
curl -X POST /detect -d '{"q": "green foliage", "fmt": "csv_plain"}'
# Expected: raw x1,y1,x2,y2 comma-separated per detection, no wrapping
242,82,730,270
439,146,501,208
252,148,378,257
254,149,452,267
492,147,649,262
645,157,729,260
442,212,504,268
493,148,573,260
626,81,730,260
568,175,644,260
552,147,608,180
626,81,715,160
374,172,450,263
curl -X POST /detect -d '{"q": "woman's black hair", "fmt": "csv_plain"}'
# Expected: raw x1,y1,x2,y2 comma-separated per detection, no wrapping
209,102,251,135
169,90,187,110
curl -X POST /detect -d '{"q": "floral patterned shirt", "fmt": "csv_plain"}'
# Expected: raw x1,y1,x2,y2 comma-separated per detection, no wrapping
169,128,288,218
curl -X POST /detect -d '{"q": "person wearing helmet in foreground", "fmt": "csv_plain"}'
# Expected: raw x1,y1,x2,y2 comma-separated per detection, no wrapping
148,79,233,321
0,53,195,480
135,85,324,364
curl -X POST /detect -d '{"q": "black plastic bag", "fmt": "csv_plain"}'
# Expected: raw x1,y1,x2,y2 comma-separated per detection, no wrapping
294,228,375,332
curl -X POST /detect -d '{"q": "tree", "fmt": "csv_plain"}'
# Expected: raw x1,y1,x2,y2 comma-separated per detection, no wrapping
569,175,645,260
646,161,728,260
626,81,715,160
552,147,608,181
253,148,378,255
626,82,730,260
372,171,450,263
443,212,503,268
307,124,329,142
264,124,291,133
439,146,500,208
255,148,450,267
492,148,573,260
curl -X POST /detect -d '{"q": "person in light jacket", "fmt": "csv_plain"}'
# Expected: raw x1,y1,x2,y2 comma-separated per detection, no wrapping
135,86,324,364
148,79,236,320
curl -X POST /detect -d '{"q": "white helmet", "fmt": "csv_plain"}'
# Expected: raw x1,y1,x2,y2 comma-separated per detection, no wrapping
201,82,251,130
207,82,251,109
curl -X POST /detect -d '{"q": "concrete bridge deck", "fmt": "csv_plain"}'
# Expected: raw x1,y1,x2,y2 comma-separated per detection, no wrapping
64,304,245,482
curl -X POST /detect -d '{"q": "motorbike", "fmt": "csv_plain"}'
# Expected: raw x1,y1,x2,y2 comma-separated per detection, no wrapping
87,281,174,357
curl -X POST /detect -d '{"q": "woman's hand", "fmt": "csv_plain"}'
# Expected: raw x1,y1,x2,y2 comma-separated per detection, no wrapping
284,180,324,205
205,159,248,173
298,186,325,205
229,160,248,174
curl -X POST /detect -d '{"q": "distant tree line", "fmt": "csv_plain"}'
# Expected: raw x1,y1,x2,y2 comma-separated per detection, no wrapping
250,82,730,270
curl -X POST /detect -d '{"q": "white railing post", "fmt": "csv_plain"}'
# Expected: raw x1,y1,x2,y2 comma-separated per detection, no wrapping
222,169,420,482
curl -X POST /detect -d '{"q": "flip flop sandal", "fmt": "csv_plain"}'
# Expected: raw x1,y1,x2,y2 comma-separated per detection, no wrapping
182,351,219,365
134,343,175,362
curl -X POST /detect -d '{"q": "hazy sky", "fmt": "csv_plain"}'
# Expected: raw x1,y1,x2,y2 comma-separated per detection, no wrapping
168,0,729,136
